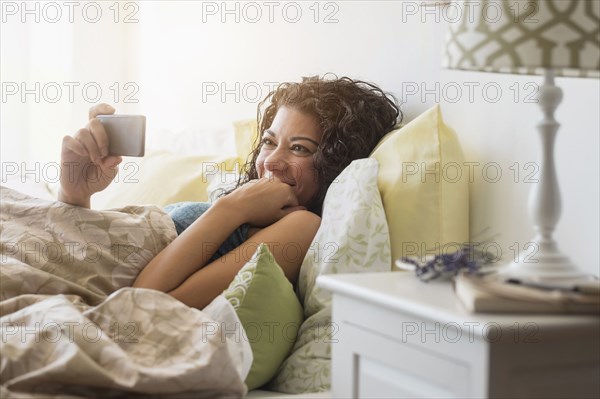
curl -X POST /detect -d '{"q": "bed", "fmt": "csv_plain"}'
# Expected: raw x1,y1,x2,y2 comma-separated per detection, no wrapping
0,105,469,397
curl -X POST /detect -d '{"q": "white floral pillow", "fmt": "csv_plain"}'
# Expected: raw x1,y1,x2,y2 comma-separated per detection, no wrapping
267,158,391,393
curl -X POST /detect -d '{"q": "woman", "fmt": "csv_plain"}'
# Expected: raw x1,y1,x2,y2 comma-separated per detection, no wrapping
59,75,400,309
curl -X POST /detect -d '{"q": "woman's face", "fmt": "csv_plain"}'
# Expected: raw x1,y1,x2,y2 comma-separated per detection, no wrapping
256,106,321,207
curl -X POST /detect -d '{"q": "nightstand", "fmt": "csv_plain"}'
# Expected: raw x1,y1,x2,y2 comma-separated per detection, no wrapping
317,272,599,399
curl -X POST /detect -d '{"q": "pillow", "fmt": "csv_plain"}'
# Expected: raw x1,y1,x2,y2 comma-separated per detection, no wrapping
223,243,303,391
233,119,259,166
91,150,238,209
200,118,258,202
370,104,469,263
146,126,237,157
268,158,391,393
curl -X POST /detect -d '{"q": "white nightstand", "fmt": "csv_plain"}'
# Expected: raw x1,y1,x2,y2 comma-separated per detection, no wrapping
317,272,599,399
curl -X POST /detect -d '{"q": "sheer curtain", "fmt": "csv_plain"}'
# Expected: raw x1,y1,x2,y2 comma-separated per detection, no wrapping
1,2,138,165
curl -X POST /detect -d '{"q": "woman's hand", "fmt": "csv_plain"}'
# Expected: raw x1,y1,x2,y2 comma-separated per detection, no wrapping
219,177,306,227
58,103,123,208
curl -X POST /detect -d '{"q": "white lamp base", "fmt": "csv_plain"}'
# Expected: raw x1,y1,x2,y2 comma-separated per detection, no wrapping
498,239,590,283
497,69,592,284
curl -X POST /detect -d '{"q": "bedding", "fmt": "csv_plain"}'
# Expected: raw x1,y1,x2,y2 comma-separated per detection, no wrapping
89,150,238,209
223,243,303,390
268,158,391,393
0,186,251,398
0,106,469,396
233,119,260,165
370,104,469,261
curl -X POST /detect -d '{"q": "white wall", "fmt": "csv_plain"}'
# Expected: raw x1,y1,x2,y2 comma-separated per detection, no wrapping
1,1,598,275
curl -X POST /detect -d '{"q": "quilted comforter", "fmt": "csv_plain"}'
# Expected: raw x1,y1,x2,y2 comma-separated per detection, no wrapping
0,186,250,398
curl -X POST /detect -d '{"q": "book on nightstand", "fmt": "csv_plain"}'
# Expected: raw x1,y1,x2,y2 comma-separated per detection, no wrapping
454,272,600,314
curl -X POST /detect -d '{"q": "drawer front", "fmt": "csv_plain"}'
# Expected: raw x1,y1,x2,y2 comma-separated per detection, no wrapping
331,296,488,398
338,322,470,398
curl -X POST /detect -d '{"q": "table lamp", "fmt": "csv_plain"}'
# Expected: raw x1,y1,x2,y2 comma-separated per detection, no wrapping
443,0,599,282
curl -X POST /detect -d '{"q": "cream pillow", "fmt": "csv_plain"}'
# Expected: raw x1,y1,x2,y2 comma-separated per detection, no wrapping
233,119,259,165
200,119,257,202
370,104,469,262
268,158,391,393
92,150,237,209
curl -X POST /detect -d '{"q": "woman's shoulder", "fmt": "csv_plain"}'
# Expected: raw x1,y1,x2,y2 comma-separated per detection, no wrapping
276,210,321,233
247,210,320,240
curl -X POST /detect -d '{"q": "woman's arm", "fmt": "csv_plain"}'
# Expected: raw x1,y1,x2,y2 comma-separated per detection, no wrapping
133,177,307,293
167,210,320,310
133,197,246,292
59,103,122,208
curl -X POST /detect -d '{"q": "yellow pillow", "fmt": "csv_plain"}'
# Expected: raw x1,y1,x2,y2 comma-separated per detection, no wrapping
233,119,259,166
92,151,237,209
370,104,469,263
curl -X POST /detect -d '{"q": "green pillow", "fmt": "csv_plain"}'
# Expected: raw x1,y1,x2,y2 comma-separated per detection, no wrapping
223,243,303,390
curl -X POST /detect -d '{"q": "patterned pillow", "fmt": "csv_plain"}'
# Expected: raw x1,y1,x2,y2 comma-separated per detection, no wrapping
267,158,391,393
223,243,303,390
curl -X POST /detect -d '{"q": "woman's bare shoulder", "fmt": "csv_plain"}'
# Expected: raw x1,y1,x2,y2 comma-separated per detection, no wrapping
242,210,321,283
247,210,320,239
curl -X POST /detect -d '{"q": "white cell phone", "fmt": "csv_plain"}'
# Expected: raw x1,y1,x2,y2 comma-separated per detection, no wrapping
97,114,146,157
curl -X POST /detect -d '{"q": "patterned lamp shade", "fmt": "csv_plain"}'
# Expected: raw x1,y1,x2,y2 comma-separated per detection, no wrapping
443,0,600,77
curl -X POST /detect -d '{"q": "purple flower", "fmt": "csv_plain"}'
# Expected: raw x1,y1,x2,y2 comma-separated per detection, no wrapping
401,244,493,282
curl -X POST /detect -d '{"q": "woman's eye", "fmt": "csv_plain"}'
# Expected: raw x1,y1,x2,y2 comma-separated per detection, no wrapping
291,144,310,153
261,137,275,147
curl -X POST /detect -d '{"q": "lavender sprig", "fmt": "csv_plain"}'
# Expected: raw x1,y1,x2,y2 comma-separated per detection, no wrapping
402,244,495,282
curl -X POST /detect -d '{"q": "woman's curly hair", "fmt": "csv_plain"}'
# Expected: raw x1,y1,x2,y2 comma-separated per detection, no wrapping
235,74,401,215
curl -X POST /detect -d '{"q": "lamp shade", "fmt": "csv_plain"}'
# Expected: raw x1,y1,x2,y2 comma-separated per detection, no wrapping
443,0,600,77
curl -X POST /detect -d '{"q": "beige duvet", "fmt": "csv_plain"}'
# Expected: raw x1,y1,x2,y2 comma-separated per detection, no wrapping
0,186,248,398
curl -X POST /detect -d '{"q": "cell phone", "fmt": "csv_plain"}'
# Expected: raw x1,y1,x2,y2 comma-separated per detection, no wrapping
97,114,146,157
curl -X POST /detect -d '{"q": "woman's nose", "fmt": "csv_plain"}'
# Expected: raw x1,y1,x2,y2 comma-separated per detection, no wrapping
264,149,298,182
264,148,288,172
